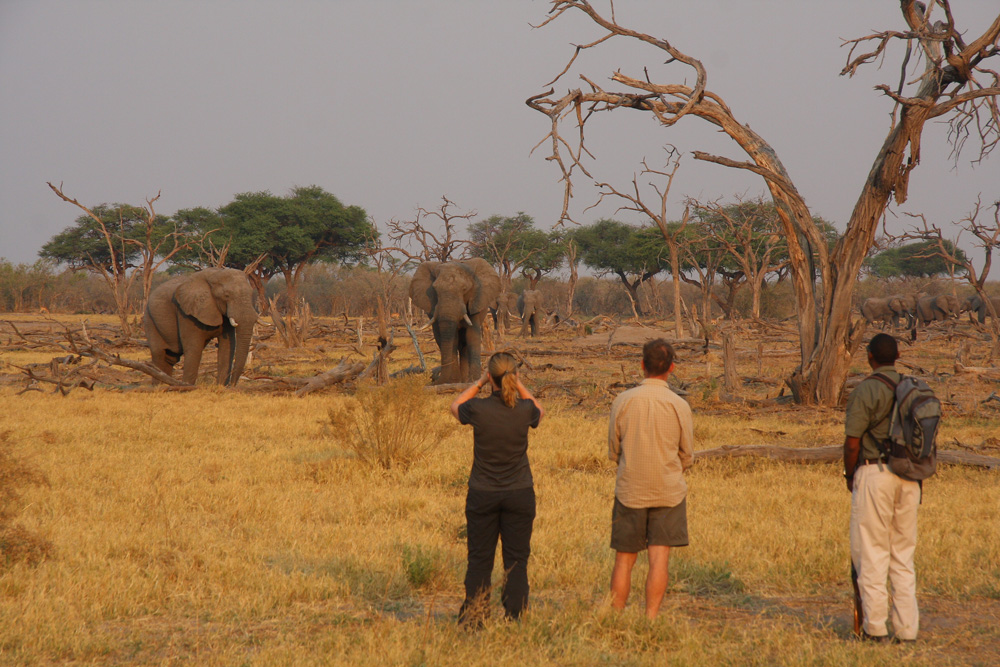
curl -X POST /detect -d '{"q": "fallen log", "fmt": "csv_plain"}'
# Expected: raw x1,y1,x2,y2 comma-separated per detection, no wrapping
294,360,366,397
954,361,1000,380
693,444,1000,470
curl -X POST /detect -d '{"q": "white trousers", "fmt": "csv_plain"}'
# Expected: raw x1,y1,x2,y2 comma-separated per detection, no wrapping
850,463,921,640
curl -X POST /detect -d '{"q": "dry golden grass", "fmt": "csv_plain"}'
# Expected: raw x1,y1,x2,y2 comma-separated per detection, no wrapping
0,314,998,664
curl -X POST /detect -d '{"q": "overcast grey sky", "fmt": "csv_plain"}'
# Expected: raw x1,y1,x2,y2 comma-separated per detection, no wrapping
1,1,997,267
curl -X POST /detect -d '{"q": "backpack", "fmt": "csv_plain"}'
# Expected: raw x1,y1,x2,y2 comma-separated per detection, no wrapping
869,373,941,481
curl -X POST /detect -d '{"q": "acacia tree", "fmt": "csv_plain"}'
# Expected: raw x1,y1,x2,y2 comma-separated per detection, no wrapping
866,238,967,277
573,218,668,317
468,213,560,291
528,0,1000,405
214,186,371,323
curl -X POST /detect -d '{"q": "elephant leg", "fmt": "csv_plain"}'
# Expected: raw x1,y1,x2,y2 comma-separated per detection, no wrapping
462,326,483,382
149,348,179,383
530,315,538,337
181,340,206,385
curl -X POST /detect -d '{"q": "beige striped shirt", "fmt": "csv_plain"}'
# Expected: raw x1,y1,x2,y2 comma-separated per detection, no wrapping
608,378,694,508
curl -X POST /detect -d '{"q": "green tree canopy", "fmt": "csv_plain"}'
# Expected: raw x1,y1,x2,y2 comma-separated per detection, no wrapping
212,185,372,308
573,218,668,277
866,240,968,278
468,213,562,288
571,219,668,315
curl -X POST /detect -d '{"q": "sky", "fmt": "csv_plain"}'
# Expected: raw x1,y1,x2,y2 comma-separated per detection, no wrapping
1,1,997,269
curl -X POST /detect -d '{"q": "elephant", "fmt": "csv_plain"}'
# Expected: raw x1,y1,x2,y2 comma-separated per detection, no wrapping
517,289,545,337
914,294,961,326
143,268,259,386
490,291,520,334
860,297,896,329
409,258,501,384
887,293,919,329
964,294,1000,323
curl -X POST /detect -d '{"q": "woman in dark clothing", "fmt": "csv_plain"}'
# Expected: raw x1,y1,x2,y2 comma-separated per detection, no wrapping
450,352,544,625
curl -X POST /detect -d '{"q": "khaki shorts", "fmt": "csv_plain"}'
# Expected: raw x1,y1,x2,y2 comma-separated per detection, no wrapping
610,496,688,552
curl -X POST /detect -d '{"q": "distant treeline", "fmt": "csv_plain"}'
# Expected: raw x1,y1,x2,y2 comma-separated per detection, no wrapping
3,258,994,322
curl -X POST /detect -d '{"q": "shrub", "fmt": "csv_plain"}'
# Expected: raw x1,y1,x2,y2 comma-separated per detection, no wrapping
327,375,453,470
400,544,446,590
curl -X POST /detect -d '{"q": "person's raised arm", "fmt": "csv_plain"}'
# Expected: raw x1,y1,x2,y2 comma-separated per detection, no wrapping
515,376,544,423
450,371,489,421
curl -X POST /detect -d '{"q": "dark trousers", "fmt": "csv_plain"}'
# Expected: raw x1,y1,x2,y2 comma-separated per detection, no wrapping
460,486,536,623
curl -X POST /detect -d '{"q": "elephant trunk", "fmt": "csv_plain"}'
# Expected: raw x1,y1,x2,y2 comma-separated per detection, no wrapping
436,319,461,384
225,303,258,386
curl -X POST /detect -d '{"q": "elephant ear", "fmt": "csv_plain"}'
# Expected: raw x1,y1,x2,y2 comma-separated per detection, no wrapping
174,272,223,327
462,258,501,315
409,262,441,314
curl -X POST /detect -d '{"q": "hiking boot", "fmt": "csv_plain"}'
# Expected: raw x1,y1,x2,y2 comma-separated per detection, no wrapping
861,631,890,643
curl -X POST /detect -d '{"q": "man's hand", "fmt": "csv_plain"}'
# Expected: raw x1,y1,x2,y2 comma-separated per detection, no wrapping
843,436,861,493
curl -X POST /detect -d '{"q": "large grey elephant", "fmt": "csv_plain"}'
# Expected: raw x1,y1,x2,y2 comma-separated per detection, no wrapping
914,294,961,326
143,268,258,386
409,258,501,384
517,289,545,337
490,291,519,333
964,294,1000,323
860,297,895,328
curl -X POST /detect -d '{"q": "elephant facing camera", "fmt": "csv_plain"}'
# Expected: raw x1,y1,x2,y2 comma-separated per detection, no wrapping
143,268,259,386
409,258,501,385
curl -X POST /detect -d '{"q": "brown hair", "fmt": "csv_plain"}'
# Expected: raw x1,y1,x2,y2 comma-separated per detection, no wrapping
642,338,676,376
488,352,519,408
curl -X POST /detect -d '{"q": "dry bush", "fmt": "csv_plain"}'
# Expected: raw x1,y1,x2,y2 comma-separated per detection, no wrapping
328,374,454,470
0,431,52,567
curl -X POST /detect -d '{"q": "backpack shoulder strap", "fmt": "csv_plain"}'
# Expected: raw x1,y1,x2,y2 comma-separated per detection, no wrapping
861,373,898,460
868,372,898,393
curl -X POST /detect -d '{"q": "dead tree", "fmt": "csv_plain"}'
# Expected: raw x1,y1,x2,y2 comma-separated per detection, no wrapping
590,146,689,336
386,196,474,263
527,0,1000,405
47,183,210,334
690,197,790,321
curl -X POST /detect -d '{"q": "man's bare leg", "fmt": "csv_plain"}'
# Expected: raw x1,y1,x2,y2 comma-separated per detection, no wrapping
610,551,638,609
645,545,671,619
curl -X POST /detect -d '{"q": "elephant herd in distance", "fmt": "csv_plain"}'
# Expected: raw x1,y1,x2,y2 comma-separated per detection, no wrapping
860,292,1000,330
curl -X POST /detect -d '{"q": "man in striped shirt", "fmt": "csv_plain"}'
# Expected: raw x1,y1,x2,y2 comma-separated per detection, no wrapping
607,338,694,619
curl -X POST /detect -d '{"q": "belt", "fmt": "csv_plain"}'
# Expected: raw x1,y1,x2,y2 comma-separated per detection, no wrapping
861,458,886,466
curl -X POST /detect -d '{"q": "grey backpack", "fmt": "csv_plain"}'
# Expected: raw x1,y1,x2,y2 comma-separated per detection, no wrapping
871,374,941,481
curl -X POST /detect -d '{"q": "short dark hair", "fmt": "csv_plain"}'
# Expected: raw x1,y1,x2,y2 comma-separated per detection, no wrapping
866,333,899,365
642,338,676,376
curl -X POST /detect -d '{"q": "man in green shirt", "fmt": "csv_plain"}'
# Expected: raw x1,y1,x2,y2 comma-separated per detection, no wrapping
843,333,920,642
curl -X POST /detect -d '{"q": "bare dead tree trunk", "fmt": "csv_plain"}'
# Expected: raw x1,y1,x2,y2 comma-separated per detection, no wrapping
527,1,1000,405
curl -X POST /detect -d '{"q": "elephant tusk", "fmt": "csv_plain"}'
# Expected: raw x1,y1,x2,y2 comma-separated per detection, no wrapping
229,317,238,328
463,313,474,327
421,308,438,331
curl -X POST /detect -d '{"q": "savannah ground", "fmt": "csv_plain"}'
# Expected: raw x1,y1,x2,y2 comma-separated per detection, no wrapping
1,313,998,666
